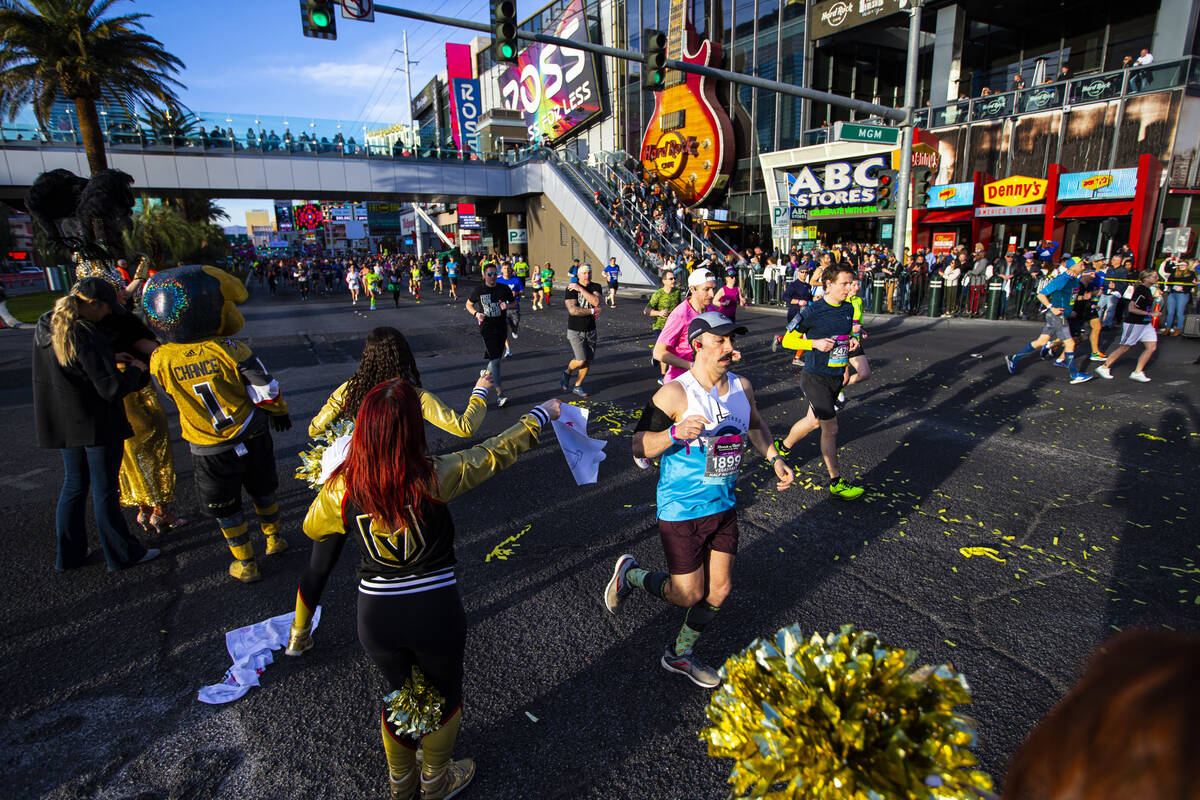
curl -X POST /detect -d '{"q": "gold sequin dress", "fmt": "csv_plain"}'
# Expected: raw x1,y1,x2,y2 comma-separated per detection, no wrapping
118,384,176,507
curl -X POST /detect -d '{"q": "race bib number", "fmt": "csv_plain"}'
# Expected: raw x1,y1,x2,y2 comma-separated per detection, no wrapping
1123,285,1135,299
828,335,851,369
702,434,744,483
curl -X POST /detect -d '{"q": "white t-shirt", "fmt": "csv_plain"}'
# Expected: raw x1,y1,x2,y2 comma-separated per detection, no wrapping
1135,52,1154,66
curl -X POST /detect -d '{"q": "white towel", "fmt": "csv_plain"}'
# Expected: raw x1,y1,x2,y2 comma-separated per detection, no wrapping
551,403,607,485
197,607,322,704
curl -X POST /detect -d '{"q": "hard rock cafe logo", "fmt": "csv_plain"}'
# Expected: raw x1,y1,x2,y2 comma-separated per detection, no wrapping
1081,78,1114,99
1026,88,1056,109
822,1,853,27
643,132,699,179
979,96,1007,115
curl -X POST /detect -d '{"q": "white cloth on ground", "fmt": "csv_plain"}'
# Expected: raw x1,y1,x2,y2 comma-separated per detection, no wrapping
197,607,322,704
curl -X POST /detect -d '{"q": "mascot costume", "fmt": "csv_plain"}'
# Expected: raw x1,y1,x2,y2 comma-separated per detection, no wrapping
142,266,292,582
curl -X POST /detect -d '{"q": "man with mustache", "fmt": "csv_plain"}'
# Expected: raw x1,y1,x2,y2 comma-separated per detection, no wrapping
604,312,794,688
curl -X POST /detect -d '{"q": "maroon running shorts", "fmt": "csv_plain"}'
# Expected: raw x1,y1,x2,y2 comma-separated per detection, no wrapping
658,508,740,574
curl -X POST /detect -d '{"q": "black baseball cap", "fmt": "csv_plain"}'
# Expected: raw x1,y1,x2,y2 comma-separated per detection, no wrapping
74,276,127,314
687,311,747,343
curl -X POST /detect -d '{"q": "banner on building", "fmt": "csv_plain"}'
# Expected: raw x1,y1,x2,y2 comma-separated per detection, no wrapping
451,78,483,154
445,43,474,151
1057,168,1138,201
809,0,907,40
925,182,975,209
497,0,604,143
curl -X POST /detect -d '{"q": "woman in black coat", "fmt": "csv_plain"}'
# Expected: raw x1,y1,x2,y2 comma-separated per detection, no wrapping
32,277,159,571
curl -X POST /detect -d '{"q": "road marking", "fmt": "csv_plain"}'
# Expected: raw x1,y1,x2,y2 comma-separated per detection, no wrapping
0,467,51,490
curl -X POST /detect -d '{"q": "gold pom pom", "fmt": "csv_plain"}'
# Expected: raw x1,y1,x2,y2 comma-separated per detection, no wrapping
384,667,446,737
701,624,994,799
294,419,354,489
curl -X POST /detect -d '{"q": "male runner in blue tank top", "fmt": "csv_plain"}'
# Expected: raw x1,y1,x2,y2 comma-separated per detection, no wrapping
604,312,794,688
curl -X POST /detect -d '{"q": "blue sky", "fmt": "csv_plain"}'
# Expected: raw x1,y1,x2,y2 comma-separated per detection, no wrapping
131,0,492,224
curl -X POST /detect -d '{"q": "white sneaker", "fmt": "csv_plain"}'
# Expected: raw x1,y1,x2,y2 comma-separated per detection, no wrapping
1094,365,1113,379
1129,371,1151,382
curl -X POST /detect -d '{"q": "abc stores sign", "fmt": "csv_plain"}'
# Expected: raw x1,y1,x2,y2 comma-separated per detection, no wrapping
785,155,888,209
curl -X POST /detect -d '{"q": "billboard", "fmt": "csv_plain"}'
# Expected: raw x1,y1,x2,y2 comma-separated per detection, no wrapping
457,203,481,229
274,203,294,232
445,43,474,151
1057,168,1138,201
785,155,889,210
809,0,907,40
925,182,975,209
497,0,603,143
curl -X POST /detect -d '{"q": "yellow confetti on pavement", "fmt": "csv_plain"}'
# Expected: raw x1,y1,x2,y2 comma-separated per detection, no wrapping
1138,433,1167,442
485,524,532,562
959,546,1006,563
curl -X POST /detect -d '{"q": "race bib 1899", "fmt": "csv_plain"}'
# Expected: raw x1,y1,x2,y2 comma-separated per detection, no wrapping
703,434,744,483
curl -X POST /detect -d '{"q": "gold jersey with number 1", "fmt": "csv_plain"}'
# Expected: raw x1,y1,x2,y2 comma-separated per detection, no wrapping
151,338,288,453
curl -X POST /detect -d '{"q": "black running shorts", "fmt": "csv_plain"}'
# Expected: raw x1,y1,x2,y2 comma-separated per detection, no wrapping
801,371,843,421
658,508,739,574
192,431,279,518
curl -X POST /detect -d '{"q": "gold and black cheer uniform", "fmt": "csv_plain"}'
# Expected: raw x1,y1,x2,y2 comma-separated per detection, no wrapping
308,380,487,440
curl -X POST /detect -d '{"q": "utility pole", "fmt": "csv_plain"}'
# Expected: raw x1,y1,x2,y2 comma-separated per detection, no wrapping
893,0,923,263
402,31,414,127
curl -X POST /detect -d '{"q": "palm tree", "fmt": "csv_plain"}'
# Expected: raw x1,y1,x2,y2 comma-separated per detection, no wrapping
137,102,200,147
177,195,228,226
123,202,195,271
0,0,185,174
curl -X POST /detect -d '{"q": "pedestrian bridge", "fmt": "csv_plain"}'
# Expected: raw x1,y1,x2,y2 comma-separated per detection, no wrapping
0,138,654,286
0,140,529,202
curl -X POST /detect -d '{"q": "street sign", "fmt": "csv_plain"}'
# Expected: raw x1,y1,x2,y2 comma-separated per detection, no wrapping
771,205,791,240
341,0,374,21
833,122,901,146
1162,227,1193,254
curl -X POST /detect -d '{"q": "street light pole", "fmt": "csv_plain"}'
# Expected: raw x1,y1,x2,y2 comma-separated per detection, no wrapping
893,0,923,263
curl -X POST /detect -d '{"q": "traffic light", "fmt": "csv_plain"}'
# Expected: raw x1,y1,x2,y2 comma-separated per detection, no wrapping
300,0,337,40
493,1,519,64
875,167,899,210
643,29,668,91
912,166,933,209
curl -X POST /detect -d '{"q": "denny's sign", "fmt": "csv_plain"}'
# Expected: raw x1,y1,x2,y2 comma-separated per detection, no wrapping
983,176,1048,206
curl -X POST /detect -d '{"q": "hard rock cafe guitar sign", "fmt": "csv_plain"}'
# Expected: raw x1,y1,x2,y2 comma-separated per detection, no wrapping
640,0,735,207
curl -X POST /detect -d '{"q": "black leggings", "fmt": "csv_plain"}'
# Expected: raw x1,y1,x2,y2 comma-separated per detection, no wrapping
358,585,467,713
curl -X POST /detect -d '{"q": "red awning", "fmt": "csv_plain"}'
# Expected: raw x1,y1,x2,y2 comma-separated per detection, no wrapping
1056,200,1135,218
920,209,974,223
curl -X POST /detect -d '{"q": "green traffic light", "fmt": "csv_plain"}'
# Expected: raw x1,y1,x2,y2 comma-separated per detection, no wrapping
501,43,515,58
311,9,330,27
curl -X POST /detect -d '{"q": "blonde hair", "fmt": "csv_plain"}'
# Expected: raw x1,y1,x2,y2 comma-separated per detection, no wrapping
50,294,86,367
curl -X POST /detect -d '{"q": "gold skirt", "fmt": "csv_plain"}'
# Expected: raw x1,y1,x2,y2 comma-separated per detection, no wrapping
119,384,176,507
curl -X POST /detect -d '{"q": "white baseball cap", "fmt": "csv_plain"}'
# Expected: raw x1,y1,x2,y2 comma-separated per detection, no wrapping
688,268,716,288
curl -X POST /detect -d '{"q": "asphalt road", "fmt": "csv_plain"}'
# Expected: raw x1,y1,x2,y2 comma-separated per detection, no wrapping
1,277,1197,800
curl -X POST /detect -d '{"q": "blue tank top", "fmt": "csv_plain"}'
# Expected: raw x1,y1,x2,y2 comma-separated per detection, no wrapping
657,371,751,522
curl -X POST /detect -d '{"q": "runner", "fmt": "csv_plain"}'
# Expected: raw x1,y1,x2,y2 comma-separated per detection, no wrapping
714,268,746,321
605,311,793,688
410,261,422,301
496,262,525,358
1095,269,1160,382
299,379,560,800
653,268,717,383
364,267,380,312
773,264,813,365
560,265,603,398
346,266,360,305
432,259,444,294
841,275,871,403
773,264,866,500
466,264,514,407
446,256,459,300
514,255,530,281
1004,257,1094,384
603,257,622,308
644,270,682,382
539,262,555,307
